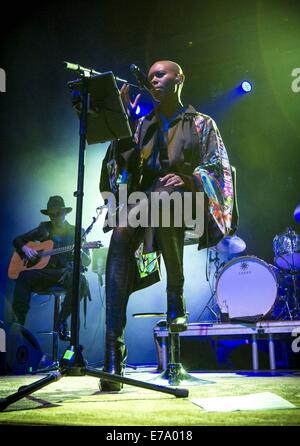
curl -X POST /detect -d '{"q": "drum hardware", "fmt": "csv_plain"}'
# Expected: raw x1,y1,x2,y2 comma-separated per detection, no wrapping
272,295,293,321
273,227,300,320
270,268,295,321
291,271,300,315
280,269,300,320
219,299,230,323
197,249,226,322
287,266,299,320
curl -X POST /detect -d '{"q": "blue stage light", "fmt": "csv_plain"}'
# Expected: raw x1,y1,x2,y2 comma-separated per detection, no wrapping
130,101,153,118
294,204,300,223
240,80,252,93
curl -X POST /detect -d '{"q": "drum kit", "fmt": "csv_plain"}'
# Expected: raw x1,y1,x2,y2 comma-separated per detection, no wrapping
201,211,300,323
272,227,300,320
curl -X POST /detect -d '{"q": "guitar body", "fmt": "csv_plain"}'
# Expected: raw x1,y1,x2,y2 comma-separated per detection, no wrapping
8,240,54,279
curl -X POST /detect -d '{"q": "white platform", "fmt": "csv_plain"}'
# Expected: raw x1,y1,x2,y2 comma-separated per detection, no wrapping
153,320,300,371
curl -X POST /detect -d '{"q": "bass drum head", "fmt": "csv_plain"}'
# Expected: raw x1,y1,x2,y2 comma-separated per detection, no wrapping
216,256,278,320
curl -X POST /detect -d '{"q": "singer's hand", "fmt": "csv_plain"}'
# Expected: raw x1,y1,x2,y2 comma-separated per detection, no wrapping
159,173,184,187
120,84,141,114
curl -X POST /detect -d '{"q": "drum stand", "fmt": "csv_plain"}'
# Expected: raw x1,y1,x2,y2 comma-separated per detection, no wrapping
197,250,225,322
275,265,299,321
273,228,300,320
290,268,300,319
274,292,293,321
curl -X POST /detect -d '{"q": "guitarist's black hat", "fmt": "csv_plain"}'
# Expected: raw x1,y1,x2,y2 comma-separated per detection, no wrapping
40,196,72,215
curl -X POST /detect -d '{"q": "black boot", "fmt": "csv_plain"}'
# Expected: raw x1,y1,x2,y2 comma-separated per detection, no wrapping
167,291,188,333
98,229,141,392
99,337,127,391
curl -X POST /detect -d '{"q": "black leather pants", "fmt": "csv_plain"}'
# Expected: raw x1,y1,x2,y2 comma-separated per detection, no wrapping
102,181,187,383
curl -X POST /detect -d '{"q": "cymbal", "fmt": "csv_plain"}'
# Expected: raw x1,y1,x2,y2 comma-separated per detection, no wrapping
215,235,246,254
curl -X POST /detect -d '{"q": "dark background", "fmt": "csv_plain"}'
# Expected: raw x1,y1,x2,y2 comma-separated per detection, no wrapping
1,0,299,365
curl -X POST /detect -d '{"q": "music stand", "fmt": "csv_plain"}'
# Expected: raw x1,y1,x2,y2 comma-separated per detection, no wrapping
0,71,187,412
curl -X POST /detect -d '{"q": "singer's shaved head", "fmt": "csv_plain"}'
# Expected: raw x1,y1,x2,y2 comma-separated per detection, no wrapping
148,60,185,103
148,60,184,78
153,60,183,75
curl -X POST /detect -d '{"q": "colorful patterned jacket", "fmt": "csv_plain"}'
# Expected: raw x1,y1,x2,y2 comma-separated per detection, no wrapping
100,105,236,289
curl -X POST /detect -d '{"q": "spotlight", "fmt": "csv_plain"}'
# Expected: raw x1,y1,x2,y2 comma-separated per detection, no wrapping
294,204,300,223
240,80,252,93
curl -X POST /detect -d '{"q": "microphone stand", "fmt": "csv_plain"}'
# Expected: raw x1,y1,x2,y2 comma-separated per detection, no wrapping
0,66,188,412
81,205,106,240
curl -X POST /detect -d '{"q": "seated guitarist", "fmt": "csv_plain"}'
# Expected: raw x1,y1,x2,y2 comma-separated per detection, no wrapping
11,195,91,340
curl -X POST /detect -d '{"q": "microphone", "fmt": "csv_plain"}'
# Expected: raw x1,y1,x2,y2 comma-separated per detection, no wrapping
65,61,140,88
64,61,100,77
130,64,152,91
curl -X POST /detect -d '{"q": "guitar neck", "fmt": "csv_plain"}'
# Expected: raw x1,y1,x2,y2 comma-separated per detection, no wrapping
39,242,99,258
41,244,74,258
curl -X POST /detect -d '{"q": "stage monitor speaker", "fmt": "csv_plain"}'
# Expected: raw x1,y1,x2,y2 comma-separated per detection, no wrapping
0,321,43,375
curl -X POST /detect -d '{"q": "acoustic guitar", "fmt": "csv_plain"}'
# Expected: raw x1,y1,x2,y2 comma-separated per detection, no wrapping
8,240,102,279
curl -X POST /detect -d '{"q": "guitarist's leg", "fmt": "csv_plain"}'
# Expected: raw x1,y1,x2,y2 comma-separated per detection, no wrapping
11,269,63,326
56,271,91,341
56,299,72,340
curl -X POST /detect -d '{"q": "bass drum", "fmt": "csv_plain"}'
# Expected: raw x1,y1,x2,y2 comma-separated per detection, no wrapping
216,256,278,321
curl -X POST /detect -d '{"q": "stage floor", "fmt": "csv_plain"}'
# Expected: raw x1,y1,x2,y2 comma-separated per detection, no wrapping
0,368,300,427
